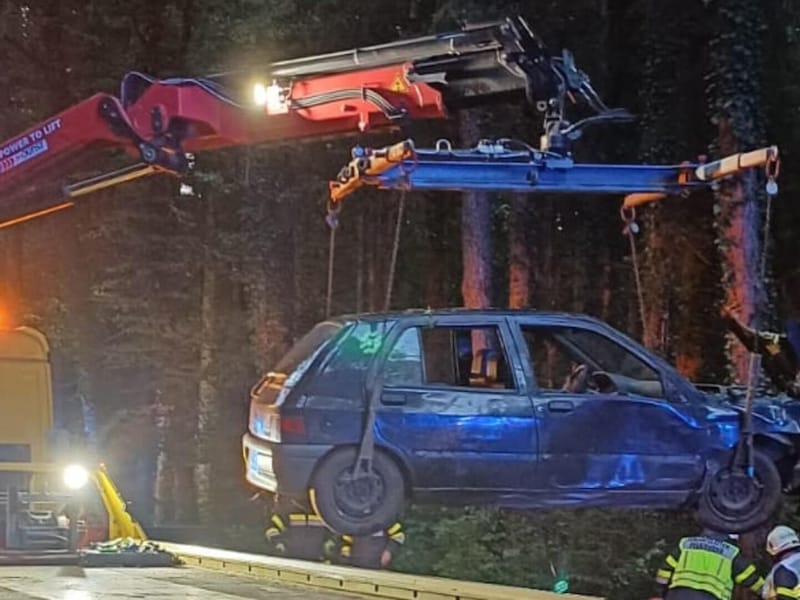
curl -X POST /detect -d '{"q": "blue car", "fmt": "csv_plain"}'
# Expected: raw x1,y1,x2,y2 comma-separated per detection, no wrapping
242,310,800,535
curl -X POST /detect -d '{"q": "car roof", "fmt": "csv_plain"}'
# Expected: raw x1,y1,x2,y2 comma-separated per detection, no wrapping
331,308,605,326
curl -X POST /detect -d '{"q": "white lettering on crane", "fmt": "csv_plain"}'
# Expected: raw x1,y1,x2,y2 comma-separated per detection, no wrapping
0,118,62,174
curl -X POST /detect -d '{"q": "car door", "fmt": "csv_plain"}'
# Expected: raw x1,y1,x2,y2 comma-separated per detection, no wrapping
513,318,706,504
374,315,537,495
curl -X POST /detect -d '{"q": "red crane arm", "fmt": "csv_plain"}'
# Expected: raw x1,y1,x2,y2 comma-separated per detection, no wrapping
128,66,446,152
0,16,605,226
0,68,447,227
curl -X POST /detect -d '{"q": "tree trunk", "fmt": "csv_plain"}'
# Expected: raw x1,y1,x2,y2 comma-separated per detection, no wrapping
535,200,555,311
640,209,669,351
152,393,174,525
459,110,492,311
673,225,715,380
508,194,531,309
195,193,218,525
459,110,493,354
424,199,450,308
708,0,769,383
637,0,685,352
461,190,492,309
715,128,765,382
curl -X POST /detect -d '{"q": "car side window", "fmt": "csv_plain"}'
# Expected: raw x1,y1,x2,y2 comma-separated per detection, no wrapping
520,327,575,391
521,325,663,398
418,325,515,390
560,328,660,382
384,328,424,386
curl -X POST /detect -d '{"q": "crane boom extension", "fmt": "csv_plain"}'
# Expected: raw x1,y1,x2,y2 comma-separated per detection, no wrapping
328,140,780,206
0,16,592,227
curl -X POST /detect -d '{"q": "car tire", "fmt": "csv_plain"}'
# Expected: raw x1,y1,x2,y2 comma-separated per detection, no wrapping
696,449,782,533
309,447,406,536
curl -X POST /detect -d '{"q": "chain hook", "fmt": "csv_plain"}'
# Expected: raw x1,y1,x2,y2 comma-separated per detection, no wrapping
620,205,639,236
766,155,780,197
325,197,342,230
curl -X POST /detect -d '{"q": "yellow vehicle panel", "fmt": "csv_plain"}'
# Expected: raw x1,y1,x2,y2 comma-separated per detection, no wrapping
0,327,53,469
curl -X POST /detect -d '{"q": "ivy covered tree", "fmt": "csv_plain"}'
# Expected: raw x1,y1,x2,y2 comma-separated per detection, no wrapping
707,0,771,384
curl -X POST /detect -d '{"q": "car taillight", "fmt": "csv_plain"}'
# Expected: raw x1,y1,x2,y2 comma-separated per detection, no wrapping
250,405,281,442
280,415,306,436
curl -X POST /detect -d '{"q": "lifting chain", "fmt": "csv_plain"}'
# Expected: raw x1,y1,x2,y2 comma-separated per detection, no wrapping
740,155,781,475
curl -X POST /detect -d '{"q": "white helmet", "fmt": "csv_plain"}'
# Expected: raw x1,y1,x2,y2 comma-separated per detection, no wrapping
766,525,800,556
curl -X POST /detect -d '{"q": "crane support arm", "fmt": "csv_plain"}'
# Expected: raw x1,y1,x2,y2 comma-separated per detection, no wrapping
328,140,780,206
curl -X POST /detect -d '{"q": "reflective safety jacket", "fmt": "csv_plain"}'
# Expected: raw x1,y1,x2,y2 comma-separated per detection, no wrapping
340,522,406,569
764,551,800,599
655,536,764,600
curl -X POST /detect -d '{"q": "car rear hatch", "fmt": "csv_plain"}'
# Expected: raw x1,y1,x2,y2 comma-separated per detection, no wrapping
248,320,347,444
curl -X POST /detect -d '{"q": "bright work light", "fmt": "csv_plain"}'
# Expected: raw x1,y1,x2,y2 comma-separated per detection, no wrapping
253,82,269,106
63,464,90,490
252,82,284,112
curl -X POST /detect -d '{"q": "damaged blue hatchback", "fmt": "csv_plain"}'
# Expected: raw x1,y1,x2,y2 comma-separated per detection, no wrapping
243,310,800,535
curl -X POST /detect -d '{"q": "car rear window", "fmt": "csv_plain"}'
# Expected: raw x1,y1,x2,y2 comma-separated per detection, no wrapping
305,319,396,398
274,321,345,375
251,321,347,404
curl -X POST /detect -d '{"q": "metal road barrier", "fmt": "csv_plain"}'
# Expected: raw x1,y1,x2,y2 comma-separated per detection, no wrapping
156,541,604,600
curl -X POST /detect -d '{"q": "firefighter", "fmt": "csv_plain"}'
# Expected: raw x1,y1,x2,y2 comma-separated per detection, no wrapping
721,271,800,398
763,525,800,599
338,522,406,569
264,495,334,562
651,529,764,600
721,304,800,398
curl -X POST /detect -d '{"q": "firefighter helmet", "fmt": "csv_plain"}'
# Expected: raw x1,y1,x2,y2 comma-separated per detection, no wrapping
767,525,800,557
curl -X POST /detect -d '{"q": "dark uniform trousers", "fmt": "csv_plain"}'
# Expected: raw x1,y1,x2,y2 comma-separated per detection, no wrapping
265,511,331,562
340,522,405,569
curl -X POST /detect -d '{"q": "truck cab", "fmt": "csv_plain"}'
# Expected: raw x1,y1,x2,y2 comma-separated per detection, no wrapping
0,327,55,494
0,326,145,551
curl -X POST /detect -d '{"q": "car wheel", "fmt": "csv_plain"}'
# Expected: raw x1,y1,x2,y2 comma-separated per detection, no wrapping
309,447,406,536
696,449,782,533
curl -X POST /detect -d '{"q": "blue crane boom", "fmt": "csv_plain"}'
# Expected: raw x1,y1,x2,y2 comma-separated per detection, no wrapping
328,138,779,206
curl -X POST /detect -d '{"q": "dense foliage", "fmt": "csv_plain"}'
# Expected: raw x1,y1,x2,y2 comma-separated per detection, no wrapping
2,0,800,597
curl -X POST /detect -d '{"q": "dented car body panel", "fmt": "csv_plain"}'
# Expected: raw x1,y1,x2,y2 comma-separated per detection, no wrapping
243,309,800,511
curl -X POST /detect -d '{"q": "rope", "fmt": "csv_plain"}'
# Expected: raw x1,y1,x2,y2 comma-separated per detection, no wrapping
628,231,647,337
384,190,406,312
760,193,773,283
741,171,777,476
325,225,336,318
621,207,647,336
325,208,339,318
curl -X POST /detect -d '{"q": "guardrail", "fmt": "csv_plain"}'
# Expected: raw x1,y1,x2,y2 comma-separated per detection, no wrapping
157,541,604,600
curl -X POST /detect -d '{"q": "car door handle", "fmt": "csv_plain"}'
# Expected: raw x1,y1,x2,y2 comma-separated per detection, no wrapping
547,400,574,412
382,392,408,406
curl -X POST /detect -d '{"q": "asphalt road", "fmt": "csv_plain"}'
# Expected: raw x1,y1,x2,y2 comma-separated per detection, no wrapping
0,565,359,600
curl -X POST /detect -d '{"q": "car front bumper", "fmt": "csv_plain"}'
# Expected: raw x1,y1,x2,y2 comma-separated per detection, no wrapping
242,432,333,496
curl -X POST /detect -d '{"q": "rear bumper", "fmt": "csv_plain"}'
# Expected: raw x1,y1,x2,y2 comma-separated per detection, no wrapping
241,433,332,496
